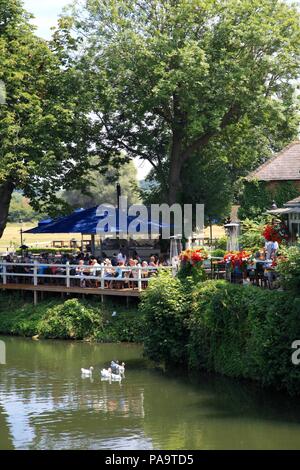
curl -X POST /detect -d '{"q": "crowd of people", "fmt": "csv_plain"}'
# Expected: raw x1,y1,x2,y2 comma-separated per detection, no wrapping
0,250,171,290
247,239,279,287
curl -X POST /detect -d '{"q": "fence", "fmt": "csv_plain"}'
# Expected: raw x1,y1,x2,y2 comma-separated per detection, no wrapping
0,261,175,293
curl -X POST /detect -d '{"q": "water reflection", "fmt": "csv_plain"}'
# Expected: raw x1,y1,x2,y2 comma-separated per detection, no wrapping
0,336,300,450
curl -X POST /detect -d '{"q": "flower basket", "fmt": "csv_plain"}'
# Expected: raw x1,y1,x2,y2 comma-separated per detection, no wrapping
262,222,289,243
223,251,252,272
179,248,208,281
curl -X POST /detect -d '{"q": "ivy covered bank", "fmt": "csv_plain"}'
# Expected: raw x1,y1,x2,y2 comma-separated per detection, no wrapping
140,267,300,396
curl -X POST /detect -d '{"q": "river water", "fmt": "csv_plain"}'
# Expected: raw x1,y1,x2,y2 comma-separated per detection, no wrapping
0,335,300,450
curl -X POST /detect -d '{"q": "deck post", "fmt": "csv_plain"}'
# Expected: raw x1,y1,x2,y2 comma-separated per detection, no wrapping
34,290,38,306
66,261,70,288
138,266,142,291
2,261,6,285
33,261,38,286
101,265,105,289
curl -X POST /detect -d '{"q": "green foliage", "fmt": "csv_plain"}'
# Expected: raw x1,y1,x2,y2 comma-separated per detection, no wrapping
177,262,207,284
214,237,227,251
139,270,191,365
94,308,145,343
276,245,300,292
0,0,94,235
16,247,75,255
0,294,144,342
239,218,265,251
239,180,299,220
210,249,226,258
8,192,37,222
38,299,102,340
65,0,300,205
62,159,140,209
188,281,300,395
139,272,300,395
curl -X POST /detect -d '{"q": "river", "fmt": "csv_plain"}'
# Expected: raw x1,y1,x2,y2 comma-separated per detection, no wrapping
0,335,300,450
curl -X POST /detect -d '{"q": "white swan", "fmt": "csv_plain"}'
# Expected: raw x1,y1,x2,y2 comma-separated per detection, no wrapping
81,366,94,376
101,367,112,378
111,372,122,381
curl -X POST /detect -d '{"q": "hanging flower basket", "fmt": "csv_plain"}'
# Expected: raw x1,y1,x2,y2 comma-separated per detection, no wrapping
262,222,289,243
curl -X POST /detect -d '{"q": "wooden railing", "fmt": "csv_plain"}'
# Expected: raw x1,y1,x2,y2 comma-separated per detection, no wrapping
0,262,175,292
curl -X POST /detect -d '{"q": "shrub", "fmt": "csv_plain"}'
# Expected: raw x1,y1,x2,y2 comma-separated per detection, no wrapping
239,218,265,251
16,247,75,254
36,299,103,340
94,308,145,343
188,281,300,395
0,294,143,343
210,248,226,258
214,236,227,251
139,270,191,365
276,245,300,291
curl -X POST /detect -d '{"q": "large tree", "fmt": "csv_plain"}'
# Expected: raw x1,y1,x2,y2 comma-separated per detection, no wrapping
62,158,140,208
0,0,92,237
66,0,300,205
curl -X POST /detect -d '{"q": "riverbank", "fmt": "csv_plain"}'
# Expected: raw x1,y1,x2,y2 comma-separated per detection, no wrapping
1,273,300,396
140,271,300,396
0,293,144,343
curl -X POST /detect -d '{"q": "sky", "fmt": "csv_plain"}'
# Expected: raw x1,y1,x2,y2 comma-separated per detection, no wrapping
22,0,151,181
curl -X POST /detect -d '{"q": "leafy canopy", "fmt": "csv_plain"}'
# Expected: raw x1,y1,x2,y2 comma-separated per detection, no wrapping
65,0,300,208
0,0,92,217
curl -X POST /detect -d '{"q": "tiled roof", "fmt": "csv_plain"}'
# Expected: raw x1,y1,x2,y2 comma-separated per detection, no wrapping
247,141,300,181
284,195,300,206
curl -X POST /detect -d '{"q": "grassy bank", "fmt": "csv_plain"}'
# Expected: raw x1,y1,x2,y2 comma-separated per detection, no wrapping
140,272,300,396
0,293,144,343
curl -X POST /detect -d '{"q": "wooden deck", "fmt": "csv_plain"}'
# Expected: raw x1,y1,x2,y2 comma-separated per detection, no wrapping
0,261,174,303
0,283,141,302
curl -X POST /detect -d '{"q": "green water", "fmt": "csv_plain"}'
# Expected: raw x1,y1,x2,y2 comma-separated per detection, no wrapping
0,335,300,450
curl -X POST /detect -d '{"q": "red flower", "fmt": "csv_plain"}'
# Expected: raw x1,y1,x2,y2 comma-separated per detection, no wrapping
263,223,289,243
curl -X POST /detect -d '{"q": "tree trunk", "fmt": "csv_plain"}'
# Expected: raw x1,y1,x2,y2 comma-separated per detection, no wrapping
168,142,182,205
0,180,14,239
168,93,185,205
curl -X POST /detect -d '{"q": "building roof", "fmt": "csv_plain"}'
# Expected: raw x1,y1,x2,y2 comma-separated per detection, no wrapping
247,141,300,181
284,195,300,206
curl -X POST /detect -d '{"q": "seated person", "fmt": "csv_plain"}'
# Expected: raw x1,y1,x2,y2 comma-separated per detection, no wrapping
75,260,86,287
113,261,125,289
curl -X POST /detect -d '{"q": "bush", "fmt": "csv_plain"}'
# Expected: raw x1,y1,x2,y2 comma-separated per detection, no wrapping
188,281,300,395
276,245,300,291
210,248,225,258
139,270,191,365
38,299,102,340
239,218,265,251
214,236,227,251
0,294,144,343
138,273,300,395
16,247,75,254
94,308,145,343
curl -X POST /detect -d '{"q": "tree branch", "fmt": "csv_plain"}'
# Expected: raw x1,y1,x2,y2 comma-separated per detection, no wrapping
183,103,241,160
